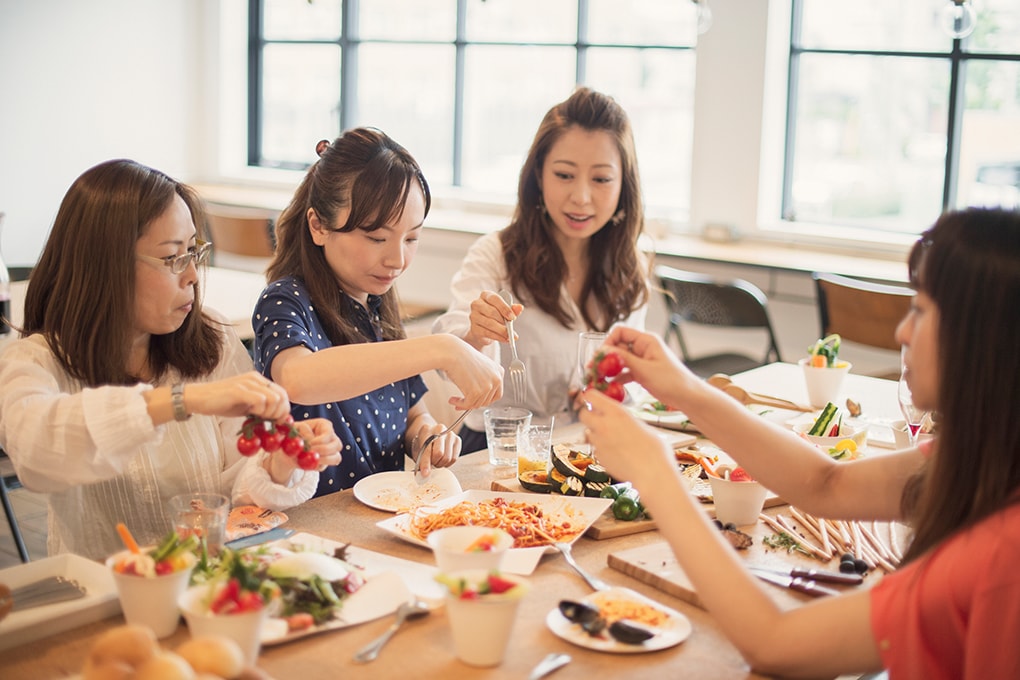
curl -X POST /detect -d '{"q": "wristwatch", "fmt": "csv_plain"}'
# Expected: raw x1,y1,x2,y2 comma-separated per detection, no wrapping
171,382,190,422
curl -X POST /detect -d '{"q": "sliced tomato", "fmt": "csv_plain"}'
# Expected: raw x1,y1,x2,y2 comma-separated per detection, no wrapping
486,574,517,594
728,467,754,482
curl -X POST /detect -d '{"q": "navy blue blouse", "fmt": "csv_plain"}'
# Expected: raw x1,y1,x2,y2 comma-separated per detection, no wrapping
252,276,427,496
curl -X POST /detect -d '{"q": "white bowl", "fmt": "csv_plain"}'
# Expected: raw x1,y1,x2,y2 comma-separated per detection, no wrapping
793,420,868,450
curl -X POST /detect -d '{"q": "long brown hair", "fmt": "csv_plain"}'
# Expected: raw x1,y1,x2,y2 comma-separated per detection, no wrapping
22,159,222,385
267,128,431,345
500,87,650,330
900,208,1020,562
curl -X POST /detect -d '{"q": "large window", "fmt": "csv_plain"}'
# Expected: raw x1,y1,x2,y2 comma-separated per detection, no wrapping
250,0,698,221
784,0,1020,234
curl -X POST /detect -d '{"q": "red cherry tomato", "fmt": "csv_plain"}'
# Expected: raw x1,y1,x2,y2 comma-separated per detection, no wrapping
603,381,626,402
297,449,320,471
728,467,754,482
259,430,285,453
281,435,304,457
596,353,624,379
237,434,261,456
251,420,269,437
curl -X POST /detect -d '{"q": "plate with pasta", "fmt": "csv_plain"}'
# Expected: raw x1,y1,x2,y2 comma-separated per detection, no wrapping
546,587,692,653
375,490,612,574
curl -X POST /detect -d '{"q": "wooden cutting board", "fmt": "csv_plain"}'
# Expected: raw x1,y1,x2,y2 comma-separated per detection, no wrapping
608,539,833,611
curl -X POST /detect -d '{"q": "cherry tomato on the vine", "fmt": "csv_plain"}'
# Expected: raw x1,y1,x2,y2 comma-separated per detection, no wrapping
297,449,320,471
596,353,624,379
603,381,626,402
259,430,285,453
237,434,261,456
281,435,304,457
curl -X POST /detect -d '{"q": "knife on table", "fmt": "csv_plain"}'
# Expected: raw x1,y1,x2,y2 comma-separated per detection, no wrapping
749,566,863,586
224,527,294,550
749,569,843,598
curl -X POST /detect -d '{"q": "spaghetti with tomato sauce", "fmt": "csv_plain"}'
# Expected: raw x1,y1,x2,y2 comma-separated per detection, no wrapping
407,497,582,548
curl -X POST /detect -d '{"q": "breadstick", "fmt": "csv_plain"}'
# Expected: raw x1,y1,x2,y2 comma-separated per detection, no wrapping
775,515,829,560
789,508,833,558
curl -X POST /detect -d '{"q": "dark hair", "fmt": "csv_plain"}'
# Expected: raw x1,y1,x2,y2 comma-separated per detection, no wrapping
22,159,222,385
500,87,650,330
900,207,1020,562
268,128,431,345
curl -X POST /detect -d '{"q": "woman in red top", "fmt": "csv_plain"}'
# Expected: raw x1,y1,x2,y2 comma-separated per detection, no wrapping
579,207,1020,679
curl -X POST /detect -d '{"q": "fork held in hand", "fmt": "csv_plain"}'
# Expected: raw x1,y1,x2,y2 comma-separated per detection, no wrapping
499,289,527,404
413,409,471,475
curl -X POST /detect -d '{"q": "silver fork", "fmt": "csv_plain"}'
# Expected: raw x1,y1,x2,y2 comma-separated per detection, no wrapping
498,289,527,404
552,542,611,592
412,409,470,482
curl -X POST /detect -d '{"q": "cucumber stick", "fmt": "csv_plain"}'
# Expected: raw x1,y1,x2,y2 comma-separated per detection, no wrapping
808,402,839,436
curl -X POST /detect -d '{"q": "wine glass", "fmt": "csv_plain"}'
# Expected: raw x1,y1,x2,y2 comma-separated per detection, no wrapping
897,350,929,445
576,331,608,389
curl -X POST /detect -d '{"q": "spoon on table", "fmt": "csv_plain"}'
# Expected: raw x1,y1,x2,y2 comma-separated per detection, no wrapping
706,374,813,412
352,599,431,663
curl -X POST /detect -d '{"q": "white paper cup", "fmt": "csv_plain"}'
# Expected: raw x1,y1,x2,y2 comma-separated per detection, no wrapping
442,570,528,667
178,585,269,666
708,475,769,527
427,526,514,573
799,358,852,409
483,407,532,467
106,550,194,638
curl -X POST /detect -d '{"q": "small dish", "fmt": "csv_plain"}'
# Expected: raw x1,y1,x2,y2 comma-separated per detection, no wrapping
545,587,691,653
0,554,120,652
353,468,462,513
792,420,868,450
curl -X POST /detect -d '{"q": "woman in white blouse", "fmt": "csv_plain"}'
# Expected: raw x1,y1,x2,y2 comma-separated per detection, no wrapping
432,88,651,453
0,159,341,560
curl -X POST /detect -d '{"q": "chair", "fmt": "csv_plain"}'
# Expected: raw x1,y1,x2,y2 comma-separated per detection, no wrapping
655,264,782,378
202,203,277,270
0,448,29,562
812,272,913,352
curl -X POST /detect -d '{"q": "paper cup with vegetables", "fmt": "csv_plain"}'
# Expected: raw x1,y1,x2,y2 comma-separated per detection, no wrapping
106,529,200,638
436,569,530,667
800,334,851,408
178,582,274,666
427,526,514,573
708,467,768,527
794,402,867,457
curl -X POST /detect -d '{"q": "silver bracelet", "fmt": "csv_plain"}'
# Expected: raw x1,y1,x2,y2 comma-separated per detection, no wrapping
171,382,190,422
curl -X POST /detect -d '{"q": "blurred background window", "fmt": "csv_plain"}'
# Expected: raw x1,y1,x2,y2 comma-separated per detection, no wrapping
251,0,697,221
785,0,1020,234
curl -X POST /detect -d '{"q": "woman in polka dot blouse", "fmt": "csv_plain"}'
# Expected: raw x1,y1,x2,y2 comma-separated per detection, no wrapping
252,128,503,495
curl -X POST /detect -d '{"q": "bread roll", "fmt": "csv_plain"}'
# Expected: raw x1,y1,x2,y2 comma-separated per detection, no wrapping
135,651,197,680
88,624,159,668
176,636,244,678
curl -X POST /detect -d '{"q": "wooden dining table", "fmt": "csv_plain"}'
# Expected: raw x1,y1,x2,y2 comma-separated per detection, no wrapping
0,363,902,679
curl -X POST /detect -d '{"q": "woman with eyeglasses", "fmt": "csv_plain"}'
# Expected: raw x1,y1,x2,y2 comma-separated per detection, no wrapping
0,159,342,560
579,208,1020,678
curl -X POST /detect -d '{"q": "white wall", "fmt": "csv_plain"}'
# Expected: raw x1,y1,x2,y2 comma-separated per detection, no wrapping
0,0,205,266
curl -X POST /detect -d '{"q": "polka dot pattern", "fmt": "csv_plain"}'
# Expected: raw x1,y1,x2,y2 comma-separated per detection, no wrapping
252,276,427,496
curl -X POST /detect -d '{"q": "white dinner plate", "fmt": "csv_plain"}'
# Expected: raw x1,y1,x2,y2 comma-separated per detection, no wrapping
633,407,694,431
259,532,445,646
545,587,692,654
352,469,463,513
375,490,612,575
0,553,120,652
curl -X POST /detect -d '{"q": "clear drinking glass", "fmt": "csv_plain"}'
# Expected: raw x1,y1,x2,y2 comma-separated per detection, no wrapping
576,331,608,389
897,350,929,445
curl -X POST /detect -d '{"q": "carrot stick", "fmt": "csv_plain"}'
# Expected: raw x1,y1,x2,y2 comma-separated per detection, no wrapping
116,522,140,554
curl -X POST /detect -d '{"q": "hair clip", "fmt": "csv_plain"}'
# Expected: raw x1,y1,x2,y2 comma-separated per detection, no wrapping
315,139,331,157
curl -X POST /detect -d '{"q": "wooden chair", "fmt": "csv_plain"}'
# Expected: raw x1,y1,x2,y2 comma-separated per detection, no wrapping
202,203,277,269
656,264,783,378
812,272,913,353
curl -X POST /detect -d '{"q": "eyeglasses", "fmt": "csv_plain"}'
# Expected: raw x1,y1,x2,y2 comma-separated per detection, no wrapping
137,239,213,274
